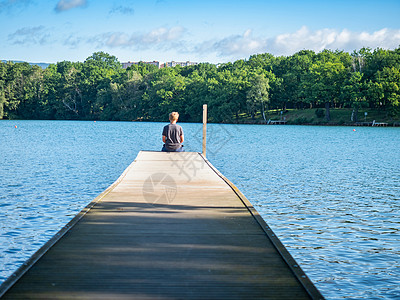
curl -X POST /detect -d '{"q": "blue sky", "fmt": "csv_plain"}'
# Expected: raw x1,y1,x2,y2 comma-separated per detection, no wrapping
1,0,400,64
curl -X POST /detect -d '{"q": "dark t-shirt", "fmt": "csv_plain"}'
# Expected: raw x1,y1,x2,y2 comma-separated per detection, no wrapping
162,123,183,150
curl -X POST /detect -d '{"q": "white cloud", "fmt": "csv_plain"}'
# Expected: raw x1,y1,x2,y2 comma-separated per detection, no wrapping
64,34,84,48
194,26,400,60
8,26,50,45
274,27,400,55
210,30,265,56
90,26,186,49
55,0,87,13
109,5,134,15
58,26,400,63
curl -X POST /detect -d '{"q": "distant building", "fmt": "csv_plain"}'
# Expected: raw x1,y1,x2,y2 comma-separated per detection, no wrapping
122,61,133,69
122,61,160,69
144,61,160,68
164,61,198,68
122,60,198,69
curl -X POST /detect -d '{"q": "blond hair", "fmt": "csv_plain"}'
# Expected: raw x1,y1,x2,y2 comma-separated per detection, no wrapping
169,112,179,121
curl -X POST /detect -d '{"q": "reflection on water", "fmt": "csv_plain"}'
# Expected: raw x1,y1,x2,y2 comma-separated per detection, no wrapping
1,121,399,299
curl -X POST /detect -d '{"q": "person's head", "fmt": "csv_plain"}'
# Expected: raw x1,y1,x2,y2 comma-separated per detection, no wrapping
169,112,179,122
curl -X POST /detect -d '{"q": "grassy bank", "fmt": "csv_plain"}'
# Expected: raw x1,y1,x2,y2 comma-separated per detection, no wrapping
238,108,400,126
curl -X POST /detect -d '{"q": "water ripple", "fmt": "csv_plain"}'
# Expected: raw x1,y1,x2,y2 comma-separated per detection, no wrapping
212,125,400,300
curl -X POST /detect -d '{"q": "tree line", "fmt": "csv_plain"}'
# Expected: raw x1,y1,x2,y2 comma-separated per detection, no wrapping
1,47,399,123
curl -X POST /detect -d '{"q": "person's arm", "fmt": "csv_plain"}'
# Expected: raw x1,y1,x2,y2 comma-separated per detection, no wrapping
162,135,166,143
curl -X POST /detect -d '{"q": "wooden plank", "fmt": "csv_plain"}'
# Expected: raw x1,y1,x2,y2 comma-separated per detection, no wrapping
0,151,324,300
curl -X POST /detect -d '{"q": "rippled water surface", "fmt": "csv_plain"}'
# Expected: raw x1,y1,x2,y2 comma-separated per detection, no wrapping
1,120,399,299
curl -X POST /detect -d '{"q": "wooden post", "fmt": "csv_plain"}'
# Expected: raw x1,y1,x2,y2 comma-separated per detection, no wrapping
202,104,207,157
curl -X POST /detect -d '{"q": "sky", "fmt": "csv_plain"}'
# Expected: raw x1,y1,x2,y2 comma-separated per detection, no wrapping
1,0,400,64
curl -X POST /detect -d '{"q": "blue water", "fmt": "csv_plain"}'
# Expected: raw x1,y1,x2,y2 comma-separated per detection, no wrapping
1,120,399,299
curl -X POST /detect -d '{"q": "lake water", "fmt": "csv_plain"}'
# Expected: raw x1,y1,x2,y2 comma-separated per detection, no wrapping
0,120,399,299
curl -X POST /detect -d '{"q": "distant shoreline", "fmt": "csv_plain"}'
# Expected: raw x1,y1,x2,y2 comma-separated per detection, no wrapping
2,119,400,127
2,106,399,126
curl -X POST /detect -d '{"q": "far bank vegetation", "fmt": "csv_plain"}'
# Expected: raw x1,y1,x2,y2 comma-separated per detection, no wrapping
1,47,399,124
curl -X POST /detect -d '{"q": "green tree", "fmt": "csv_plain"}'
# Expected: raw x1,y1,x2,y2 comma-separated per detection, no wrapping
41,64,61,119
180,69,208,122
84,51,122,71
304,60,347,121
341,71,367,122
368,66,400,115
246,73,270,121
206,67,249,122
274,50,315,109
55,61,84,119
127,62,159,77
1,47,399,123
3,62,36,119
144,67,186,120
79,52,123,119
0,62,7,118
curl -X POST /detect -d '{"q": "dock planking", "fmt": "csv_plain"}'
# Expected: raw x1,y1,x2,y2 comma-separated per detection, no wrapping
1,151,324,299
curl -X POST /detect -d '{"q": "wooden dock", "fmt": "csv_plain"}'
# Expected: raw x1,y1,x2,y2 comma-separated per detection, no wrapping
0,151,323,300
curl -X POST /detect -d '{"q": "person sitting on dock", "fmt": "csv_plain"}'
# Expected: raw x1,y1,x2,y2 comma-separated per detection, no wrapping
161,112,184,152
